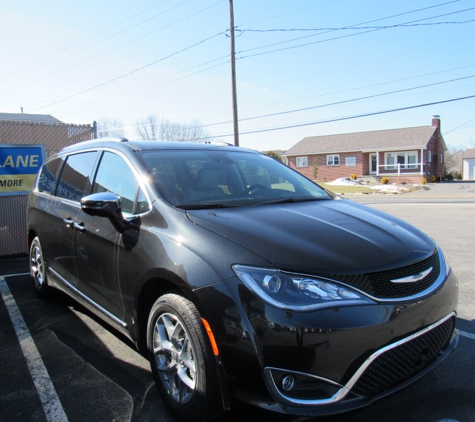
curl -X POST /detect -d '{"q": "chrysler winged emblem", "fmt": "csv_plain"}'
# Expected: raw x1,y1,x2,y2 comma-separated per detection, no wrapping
390,267,433,283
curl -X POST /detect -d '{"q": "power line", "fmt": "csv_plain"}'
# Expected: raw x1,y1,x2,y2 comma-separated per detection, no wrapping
235,75,475,122
236,7,475,60
54,59,474,142
0,0,225,95
234,0,463,54
25,0,474,128
26,1,470,114
30,32,226,113
59,63,475,135
59,57,231,119
237,19,475,33
204,94,475,139
180,74,475,130
444,117,475,134
0,0,176,83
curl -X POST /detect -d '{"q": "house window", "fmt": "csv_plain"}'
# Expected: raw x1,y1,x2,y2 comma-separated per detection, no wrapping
296,156,308,168
384,151,418,170
327,155,340,166
428,151,432,163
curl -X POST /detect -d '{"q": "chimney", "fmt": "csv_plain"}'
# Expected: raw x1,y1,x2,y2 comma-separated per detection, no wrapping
432,115,440,129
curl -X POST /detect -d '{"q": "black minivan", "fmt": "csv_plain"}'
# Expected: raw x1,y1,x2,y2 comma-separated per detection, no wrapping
27,138,459,421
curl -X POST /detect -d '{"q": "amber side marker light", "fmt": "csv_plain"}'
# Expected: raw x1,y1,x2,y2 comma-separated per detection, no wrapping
202,318,219,356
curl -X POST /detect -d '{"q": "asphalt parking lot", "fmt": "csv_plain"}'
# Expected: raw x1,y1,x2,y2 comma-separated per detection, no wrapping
1,181,474,422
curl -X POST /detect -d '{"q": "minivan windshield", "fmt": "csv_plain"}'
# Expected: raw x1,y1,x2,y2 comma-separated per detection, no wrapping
138,149,332,208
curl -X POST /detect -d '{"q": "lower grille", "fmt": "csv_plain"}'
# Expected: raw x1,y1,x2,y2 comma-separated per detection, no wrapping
351,316,455,397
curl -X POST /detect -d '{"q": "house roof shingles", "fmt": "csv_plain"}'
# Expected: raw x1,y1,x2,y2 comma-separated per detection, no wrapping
285,125,438,156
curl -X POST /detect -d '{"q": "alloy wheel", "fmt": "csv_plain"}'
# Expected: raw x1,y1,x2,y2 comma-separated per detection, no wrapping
152,312,197,404
30,242,45,290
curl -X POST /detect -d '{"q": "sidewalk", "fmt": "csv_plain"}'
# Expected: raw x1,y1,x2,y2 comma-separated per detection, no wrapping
405,180,475,198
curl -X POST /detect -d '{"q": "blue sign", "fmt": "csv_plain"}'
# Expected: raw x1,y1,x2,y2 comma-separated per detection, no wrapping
0,144,45,196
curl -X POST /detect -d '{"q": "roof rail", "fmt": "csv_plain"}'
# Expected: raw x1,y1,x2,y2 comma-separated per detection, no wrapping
200,140,233,146
99,136,129,142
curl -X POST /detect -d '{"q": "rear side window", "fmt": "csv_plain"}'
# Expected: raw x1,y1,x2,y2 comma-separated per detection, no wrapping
56,151,99,202
92,152,140,215
37,158,62,194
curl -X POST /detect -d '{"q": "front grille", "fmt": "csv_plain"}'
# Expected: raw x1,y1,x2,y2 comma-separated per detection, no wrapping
350,316,455,397
323,251,440,299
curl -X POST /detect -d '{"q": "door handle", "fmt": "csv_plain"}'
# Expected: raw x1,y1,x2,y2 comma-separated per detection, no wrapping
63,218,74,228
72,222,86,233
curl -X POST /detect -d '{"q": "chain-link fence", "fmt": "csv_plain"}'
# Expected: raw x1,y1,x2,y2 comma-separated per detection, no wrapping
0,120,92,257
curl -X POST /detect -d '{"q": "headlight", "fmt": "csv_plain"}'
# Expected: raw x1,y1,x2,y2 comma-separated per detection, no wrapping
232,265,375,311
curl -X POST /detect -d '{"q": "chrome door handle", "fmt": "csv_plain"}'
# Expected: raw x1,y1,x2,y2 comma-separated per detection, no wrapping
72,222,86,233
63,218,74,228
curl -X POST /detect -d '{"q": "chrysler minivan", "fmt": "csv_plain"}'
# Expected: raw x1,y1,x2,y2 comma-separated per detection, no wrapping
27,138,459,421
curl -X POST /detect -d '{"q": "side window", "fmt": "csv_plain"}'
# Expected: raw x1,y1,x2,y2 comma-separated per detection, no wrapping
37,157,62,194
92,152,141,215
57,151,98,202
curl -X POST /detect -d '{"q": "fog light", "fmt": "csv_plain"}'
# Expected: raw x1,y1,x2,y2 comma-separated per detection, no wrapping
263,275,281,293
282,375,295,391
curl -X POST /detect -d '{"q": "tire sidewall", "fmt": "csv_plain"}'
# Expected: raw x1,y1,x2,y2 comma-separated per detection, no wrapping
29,236,50,299
147,294,210,419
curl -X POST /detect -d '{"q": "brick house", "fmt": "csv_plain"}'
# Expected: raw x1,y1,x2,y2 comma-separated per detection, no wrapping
284,116,446,184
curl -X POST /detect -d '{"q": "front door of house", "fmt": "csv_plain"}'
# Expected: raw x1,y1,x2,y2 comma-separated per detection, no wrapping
369,153,377,174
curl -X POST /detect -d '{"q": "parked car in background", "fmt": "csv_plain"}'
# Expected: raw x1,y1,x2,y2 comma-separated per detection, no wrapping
27,138,459,421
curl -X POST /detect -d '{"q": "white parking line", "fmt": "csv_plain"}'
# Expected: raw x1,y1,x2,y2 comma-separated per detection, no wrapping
0,276,68,422
459,329,475,340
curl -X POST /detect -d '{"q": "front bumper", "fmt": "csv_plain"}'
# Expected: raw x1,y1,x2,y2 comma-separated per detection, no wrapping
194,267,459,416
261,312,458,415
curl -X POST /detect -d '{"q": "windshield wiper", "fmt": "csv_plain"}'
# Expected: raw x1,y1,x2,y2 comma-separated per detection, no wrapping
253,197,327,206
177,203,238,210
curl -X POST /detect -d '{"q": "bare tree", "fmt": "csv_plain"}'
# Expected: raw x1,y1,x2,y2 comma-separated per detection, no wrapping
134,114,160,140
97,118,125,138
444,145,463,178
135,115,212,142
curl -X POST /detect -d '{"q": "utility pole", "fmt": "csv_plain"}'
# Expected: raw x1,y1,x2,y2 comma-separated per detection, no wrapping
229,0,239,146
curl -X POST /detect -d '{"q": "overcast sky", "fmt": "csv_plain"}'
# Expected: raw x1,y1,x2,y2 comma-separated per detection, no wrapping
1,0,474,151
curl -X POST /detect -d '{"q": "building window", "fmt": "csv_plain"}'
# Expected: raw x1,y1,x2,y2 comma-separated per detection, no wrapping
296,156,308,168
384,151,418,170
428,151,432,163
327,155,340,166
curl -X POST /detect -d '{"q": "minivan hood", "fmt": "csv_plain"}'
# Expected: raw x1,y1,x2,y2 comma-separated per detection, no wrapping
186,199,436,274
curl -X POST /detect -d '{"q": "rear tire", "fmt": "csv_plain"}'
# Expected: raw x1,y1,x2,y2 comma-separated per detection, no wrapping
147,293,224,422
29,236,51,299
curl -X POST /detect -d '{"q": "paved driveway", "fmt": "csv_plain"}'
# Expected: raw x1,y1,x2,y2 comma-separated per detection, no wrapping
355,180,475,203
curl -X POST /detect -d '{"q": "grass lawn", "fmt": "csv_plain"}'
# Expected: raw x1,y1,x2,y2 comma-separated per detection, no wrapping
317,182,376,195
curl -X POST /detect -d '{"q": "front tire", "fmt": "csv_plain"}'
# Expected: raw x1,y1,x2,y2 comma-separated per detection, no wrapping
147,293,223,422
29,236,51,299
